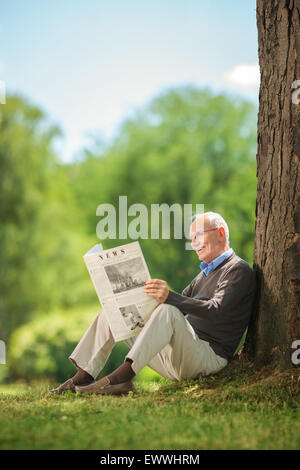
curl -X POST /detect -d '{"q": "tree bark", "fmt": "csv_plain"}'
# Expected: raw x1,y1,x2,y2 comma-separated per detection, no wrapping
245,0,300,368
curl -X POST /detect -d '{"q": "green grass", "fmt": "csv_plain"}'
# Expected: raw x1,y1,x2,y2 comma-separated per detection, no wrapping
0,358,299,450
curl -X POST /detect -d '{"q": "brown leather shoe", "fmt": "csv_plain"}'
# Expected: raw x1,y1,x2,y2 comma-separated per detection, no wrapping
49,378,94,395
75,376,136,396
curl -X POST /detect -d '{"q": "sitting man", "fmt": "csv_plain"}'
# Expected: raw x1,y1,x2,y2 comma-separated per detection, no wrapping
50,211,257,395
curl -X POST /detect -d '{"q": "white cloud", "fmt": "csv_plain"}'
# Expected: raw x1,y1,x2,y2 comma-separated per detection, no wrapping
224,63,260,93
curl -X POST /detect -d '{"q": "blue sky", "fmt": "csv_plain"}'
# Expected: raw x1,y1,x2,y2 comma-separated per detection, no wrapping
1,0,258,161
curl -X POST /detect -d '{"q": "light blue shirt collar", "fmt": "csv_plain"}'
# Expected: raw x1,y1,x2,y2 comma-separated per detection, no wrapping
200,248,233,276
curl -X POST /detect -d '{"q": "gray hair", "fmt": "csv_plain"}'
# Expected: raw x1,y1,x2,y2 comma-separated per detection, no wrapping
192,211,230,245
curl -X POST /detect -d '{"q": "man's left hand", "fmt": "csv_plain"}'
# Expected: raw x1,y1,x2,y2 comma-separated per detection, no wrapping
143,279,169,303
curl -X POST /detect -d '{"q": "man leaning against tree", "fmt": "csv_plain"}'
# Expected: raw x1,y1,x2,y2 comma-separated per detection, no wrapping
50,211,257,395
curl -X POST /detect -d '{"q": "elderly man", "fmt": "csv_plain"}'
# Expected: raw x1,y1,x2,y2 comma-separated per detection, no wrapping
50,211,256,395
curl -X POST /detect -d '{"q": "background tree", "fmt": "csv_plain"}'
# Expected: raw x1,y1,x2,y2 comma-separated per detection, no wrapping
0,95,93,343
245,0,300,368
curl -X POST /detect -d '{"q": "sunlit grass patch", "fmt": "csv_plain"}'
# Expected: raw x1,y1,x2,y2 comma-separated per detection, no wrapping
0,383,27,395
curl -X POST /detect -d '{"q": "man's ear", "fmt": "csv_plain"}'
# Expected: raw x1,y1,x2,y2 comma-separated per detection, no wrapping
219,227,226,238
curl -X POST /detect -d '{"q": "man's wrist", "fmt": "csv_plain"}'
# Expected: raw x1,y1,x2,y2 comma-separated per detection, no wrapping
164,289,177,304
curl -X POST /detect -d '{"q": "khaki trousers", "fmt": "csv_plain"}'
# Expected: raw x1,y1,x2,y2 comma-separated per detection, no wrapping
69,303,228,382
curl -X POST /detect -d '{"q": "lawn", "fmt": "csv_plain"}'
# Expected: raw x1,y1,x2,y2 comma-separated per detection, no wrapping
0,358,299,450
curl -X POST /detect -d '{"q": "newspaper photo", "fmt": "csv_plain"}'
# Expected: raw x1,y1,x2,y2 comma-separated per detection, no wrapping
83,241,159,341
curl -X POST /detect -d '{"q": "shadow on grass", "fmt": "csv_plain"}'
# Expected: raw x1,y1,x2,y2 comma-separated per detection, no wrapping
134,355,300,405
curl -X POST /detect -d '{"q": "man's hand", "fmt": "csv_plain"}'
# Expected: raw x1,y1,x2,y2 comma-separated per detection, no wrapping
143,279,169,303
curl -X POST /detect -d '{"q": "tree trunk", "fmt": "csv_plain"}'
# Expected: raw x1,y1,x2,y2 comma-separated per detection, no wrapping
245,0,300,368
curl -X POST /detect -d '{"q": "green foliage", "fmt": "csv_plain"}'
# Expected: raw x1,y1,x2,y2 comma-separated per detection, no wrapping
0,95,95,341
7,305,93,381
8,306,105,382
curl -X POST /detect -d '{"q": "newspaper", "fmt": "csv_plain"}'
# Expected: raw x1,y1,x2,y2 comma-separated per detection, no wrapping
83,241,159,342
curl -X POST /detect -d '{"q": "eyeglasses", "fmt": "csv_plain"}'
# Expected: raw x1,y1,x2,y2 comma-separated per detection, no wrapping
190,228,218,240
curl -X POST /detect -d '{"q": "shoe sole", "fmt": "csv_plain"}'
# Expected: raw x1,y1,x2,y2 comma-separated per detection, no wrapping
75,381,136,396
